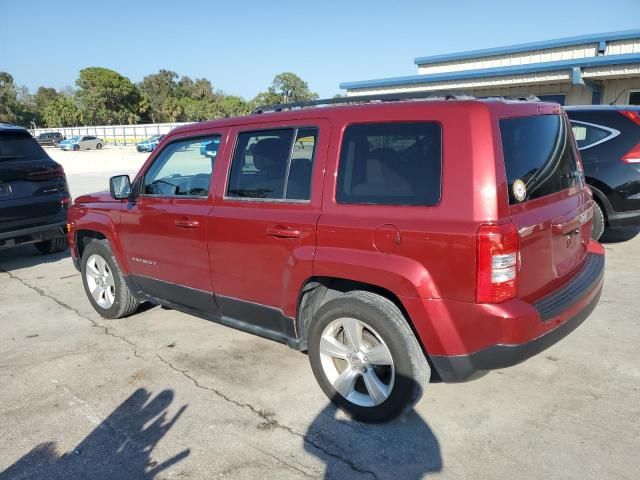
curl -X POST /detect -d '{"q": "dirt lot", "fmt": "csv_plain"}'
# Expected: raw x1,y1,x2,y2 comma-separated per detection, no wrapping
1,147,639,479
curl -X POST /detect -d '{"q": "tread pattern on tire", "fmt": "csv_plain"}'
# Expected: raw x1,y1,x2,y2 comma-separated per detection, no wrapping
35,237,68,254
592,200,606,241
308,290,431,422
82,239,139,319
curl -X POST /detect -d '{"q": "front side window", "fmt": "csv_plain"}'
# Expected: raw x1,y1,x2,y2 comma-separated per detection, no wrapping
500,115,579,204
227,127,317,200
143,135,220,197
337,122,442,206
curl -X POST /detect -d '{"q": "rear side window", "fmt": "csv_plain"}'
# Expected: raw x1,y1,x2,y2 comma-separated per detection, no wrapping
500,115,579,204
570,121,619,150
0,132,47,161
227,127,317,201
337,122,442,206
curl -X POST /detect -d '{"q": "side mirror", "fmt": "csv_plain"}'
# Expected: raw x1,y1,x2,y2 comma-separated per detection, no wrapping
110,175,131,200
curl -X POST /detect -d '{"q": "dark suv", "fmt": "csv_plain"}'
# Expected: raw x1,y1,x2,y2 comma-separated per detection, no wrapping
67,95,605,422
35,132,64,147
566,106,640,239
0,124,70,253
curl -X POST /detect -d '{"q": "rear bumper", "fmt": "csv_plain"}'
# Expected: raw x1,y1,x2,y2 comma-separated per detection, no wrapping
410,246,605,382
0,222,67,249
608,208,640,228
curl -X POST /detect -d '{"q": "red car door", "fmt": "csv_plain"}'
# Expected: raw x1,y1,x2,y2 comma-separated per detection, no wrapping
119,132,226,311
208,119,330,343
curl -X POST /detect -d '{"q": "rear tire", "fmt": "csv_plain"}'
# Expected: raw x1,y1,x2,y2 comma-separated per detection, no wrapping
34,237,68,254
591,200,605,241
81,239,139,319
308,291,430,423
96,143,102,150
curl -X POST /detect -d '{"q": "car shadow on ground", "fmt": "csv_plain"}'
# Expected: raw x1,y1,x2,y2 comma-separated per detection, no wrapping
600,226,640,244
0,388,189,480
0,245,70,272
305,402,442,479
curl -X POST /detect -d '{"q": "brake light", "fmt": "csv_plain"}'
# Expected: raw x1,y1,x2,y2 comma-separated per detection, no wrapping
621,142,640,164
476,223,519,303
619,110,640,126
28,165,65,180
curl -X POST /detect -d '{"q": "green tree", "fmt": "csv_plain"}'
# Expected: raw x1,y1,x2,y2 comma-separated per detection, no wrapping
161,96,184,123
0,72,36,126
0,72,23,123
213,94,251,117
76,67,141,125
34,87,59,112
268,72,318,103
42,96,81,127
139,70,179,123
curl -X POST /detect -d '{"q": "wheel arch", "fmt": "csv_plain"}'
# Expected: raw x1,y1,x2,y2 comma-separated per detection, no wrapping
586,180,613,215
72,212,129,273
296,276,439,378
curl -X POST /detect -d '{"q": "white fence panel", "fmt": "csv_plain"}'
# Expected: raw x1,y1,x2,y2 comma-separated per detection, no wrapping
32,122,194,146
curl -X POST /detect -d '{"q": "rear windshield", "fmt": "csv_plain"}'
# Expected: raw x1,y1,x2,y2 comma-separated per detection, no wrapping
500,115,579,204
337,122,442,206
0,132,47,161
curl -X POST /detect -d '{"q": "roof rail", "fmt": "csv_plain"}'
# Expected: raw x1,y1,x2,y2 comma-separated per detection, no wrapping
252,91,540,114
252,90,473,114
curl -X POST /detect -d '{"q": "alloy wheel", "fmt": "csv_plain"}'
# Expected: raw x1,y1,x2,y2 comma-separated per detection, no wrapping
85,253,116,309
319,317,395,407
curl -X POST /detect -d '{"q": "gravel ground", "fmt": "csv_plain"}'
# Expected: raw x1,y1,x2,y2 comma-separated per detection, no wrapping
0,151,639,479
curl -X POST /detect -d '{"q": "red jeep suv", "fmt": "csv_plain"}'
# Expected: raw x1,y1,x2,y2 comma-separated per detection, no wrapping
68,94,604,422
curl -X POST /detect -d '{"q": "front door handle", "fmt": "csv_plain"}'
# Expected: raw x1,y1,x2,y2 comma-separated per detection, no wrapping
175,219,200,228
266,225,300,238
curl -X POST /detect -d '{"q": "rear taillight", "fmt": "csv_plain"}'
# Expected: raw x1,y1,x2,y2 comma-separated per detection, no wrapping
476,223,519,303
619,110,640,126
621,142,640,164
28,165,65,180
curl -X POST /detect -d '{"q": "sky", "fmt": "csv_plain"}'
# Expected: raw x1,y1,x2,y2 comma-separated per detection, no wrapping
1,0,639,99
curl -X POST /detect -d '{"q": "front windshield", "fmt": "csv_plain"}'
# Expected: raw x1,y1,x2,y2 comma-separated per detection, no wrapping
70,136,81,141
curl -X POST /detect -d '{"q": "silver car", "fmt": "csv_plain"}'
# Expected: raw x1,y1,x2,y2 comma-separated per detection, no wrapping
59,135,104,151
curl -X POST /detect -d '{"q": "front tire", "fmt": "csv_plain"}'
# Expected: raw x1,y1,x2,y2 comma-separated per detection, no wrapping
73,144,79,151
81,239,139,319
308,291,430,423
34,237,68,254
96,143,102,150
591,200,605,241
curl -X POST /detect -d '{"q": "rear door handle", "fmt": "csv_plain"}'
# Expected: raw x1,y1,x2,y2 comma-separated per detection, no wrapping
175,219,200,228
266,225,300,238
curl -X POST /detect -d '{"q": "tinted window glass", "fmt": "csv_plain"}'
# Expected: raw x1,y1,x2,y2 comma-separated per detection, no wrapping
227,128,317,200
143,136,219,197
571,122,611,150
629,91,640,105
0,132,47,161
337,122,441,206
500,115,579,204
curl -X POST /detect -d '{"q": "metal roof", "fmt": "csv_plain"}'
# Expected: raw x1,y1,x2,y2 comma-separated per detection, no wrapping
413,29,640,65
339,53,640,91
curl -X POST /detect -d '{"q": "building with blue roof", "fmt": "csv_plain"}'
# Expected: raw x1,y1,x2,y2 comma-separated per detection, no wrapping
340,30,640,105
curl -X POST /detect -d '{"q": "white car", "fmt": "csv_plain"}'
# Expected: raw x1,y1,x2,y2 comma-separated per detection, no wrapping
59,135,104,151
